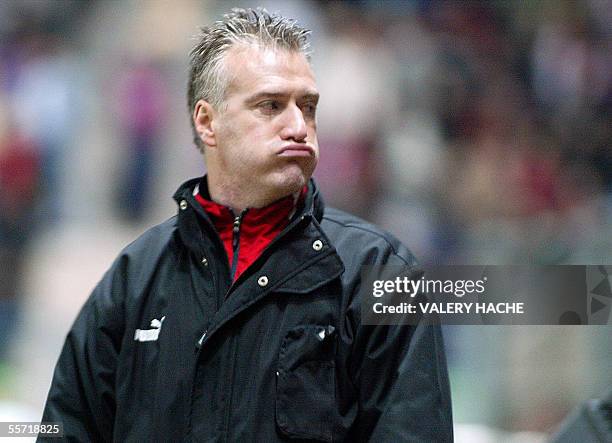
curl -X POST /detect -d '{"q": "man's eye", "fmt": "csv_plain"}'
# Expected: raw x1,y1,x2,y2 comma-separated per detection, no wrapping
259,101,280,113
302,103,317,117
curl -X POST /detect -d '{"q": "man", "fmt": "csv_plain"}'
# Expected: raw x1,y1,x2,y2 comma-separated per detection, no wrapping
40,8,452,442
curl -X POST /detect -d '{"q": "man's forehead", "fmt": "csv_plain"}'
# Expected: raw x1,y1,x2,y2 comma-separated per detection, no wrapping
223,43,317,97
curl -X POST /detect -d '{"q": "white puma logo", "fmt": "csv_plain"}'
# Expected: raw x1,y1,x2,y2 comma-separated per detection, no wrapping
134,316,166,342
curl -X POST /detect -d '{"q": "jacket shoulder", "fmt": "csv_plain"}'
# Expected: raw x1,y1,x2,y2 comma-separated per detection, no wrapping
100,216,179,301
120,216,178,259
320,207,419,269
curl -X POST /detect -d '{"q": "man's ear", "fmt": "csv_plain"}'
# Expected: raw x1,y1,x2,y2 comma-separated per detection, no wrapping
193,99,218,148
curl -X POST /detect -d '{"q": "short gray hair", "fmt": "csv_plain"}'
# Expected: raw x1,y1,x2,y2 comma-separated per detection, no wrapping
188,7,312,152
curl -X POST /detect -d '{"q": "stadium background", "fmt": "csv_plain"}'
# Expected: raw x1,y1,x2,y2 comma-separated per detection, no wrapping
0,1,610,441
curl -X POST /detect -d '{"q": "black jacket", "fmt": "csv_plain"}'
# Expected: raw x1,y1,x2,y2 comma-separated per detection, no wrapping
40,177,453,442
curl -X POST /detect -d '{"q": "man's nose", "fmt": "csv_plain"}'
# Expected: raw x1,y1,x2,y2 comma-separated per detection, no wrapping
280,104,307,142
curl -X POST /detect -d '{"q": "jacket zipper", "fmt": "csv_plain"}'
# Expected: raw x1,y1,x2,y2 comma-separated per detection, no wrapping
196,209,246,347
229,210,246,282
221,211,244,440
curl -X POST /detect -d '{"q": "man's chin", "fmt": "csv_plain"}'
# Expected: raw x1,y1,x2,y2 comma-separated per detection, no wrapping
268,170,311,197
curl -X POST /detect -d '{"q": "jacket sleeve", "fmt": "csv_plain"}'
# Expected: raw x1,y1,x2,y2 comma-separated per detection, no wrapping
346,264,453,442
39,257,126,443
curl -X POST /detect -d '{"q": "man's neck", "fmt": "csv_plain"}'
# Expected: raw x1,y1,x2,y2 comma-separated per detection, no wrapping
206,174,297,213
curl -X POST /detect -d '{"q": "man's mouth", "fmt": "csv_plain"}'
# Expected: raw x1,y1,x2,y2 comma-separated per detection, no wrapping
278,144,315,157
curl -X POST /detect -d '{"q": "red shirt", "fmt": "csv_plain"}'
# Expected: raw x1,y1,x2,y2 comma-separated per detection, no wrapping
196,187,306,281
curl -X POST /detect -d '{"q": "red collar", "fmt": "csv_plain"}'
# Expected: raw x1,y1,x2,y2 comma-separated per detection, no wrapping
195,185,307,281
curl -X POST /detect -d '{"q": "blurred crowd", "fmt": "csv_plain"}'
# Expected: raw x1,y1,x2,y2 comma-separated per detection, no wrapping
0,0,610,439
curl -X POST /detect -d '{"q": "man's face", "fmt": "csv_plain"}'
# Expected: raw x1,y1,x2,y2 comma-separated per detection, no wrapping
204,44,319,201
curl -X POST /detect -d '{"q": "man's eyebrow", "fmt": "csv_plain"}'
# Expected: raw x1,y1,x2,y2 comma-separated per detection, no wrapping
246,91,320,103
302,93,320,103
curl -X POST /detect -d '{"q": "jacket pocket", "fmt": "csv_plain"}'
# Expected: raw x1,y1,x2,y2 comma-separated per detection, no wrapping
275,325,337,442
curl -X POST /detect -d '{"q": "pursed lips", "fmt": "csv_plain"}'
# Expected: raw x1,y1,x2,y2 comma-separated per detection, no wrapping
277,144,315,157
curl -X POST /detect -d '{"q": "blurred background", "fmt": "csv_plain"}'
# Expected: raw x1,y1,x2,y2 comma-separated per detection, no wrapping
0,0,610,441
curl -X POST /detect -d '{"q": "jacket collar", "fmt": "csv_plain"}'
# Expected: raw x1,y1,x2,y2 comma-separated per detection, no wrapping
171,175,329,271
172,176,325,224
